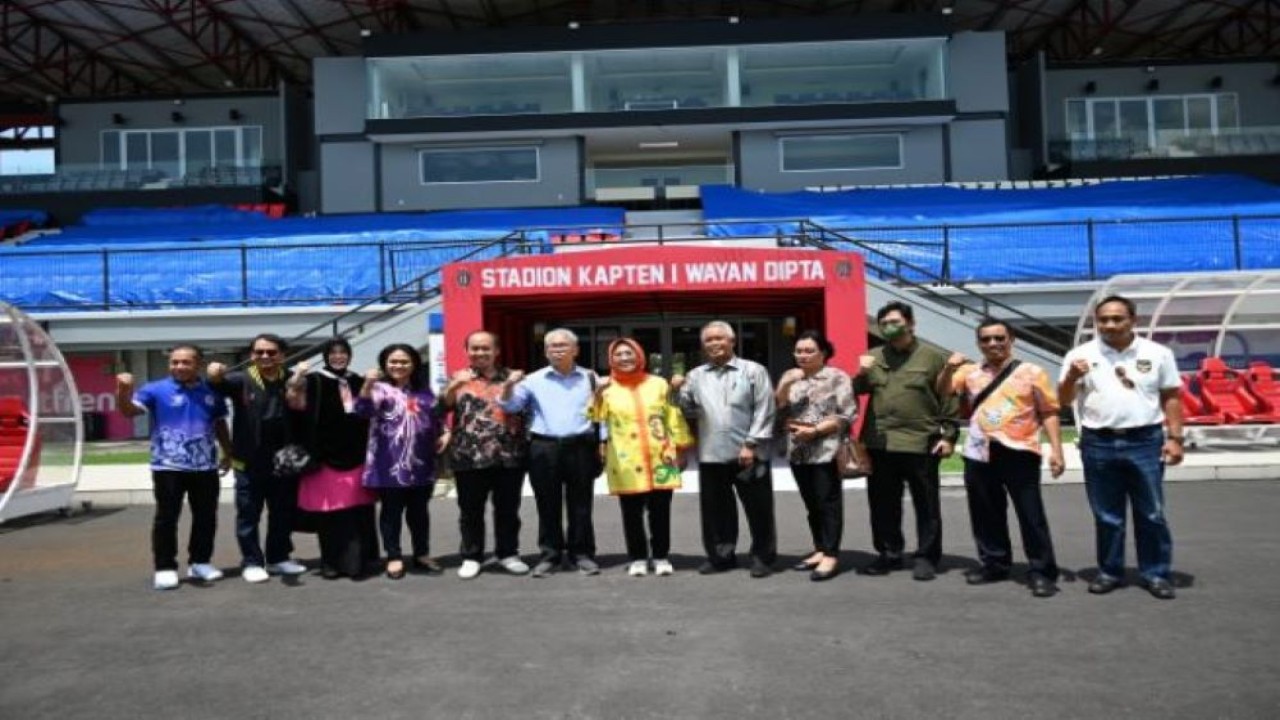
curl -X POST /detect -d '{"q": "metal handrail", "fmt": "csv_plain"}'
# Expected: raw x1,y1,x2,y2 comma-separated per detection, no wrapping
230,232,535,370
797,220,1074,354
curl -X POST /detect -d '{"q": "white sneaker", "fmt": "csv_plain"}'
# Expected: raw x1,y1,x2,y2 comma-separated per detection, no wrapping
458,560,482,580
268,559,307,576
153,570,180,590
186,563,224,582
242,565,270,583
653,559,674,577
497,555,530,575
628,560,649,577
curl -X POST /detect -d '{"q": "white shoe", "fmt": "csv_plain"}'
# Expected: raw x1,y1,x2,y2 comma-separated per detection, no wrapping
458,560,482,580
268,559,307,576
627,560,649,577
242,565,270,583
497,556,530,575
153,570,180,591
186,563,224,582
653,559,674,577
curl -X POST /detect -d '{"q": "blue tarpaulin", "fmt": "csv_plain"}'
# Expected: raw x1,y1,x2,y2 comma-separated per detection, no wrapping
702,175,1280,281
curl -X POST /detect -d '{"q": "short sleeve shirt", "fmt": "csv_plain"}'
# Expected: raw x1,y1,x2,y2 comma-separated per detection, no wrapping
133,377,227,472
1058,337,1180,429
952,361,1058,461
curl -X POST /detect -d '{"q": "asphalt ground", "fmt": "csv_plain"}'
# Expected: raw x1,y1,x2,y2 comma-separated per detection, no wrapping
2,480,1278,720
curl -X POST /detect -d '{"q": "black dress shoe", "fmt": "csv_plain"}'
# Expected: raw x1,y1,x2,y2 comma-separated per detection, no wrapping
861,555,903,576
749,559,774,578
321,565,341,580
1029,575,1059,598
1144,577,1176,600
385,561,406,580
698,560,735,575
964,567,1010,585
810,566,839,582
911,558,936,582
1088,575,1122,594
792,559,820,572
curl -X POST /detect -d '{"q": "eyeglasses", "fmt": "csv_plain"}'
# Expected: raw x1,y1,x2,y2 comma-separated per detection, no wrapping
1114,366,1136,389
251,349,280,357
977,335,1008,344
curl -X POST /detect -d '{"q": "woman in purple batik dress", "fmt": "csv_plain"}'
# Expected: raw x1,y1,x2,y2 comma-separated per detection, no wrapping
357,344,449,580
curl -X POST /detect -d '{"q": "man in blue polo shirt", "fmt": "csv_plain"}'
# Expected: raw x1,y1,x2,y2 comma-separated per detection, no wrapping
117,344,231,591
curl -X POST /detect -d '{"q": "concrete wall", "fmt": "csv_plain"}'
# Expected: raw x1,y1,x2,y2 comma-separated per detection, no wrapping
1043,61,1280,139
313,58,367,136
737,125,947,190
377,138,583,211
949,32,1010,114
320,142,376,213
58,94,282,167
950,119,1009,181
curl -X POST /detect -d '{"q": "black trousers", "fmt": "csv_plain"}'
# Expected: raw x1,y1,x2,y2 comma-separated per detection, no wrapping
316,504,380,577
377,486,431,560
151,470,220,571
234,470,297,567
698,462,777,567
455,467,525,561
528,436,597,562
619,490,674,561
963,443,1059,580
792,461,843,555
866,450,942,564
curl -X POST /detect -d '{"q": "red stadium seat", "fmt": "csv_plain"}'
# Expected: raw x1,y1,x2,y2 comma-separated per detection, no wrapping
0,396,39,492
1245,361,1280,413
1198,358,1278,424
1180,376,1227,425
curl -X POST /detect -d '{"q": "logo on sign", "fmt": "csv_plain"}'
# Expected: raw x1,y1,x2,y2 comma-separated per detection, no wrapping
457,270,471,287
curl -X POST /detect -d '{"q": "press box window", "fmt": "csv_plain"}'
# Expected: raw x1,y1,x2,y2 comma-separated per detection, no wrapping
419,147,540,184
779,134,903,172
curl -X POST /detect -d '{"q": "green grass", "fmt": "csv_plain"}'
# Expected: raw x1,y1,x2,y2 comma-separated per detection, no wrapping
939,428,1078,473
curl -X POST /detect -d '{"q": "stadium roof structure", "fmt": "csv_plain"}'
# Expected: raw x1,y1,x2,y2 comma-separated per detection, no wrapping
1,0,1278,107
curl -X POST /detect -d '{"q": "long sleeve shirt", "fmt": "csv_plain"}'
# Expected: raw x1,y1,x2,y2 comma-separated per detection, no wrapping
678,356,775,463
852,340,959,454
497,365,595,437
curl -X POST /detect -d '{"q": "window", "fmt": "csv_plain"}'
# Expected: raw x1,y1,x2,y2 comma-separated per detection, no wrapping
779,134,903,172
419,146,540,184
1065,92,1240,147
100,126,264,177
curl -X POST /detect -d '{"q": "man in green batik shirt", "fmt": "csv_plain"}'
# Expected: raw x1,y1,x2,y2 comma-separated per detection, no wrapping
852,301,961,581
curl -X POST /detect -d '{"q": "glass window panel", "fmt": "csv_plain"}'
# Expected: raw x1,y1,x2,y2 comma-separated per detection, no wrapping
101,131,120,168
184,130,212,176
213,129,236,166
371,53,573,118
125,133,148,168
1229,293,1280,326
739,38,945,107
242,126,262,166
585,47,727,112
150,131,180,178
1156,294,1237,328
1187,96,1213,132
1153,98,1184,132
1118,99,1150,154
420,146,540,183
1066,100,1088,139
1216,93,1239,130
780,134,902,172
1091,100,1118,138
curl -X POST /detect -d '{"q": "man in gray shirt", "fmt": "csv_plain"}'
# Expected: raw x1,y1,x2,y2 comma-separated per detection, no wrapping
674,321,777,577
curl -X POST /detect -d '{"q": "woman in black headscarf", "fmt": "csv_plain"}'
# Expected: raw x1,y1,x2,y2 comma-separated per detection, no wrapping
287,337,379,579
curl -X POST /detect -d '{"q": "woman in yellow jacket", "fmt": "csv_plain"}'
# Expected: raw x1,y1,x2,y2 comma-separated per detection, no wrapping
593,338,693,577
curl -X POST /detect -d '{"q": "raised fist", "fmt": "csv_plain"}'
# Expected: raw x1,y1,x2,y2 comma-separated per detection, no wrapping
780,368,805,385
293,360,311,375
858,355,877,373
206,361,227,380
364,367,382,382
946,352,968,368
506,370,525,385
450,368,475,385
1067,358,1091,380
115,372,134,388
669,374,685,391
595,376,612,394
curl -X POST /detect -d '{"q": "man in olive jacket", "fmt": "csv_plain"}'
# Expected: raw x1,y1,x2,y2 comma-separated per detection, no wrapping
852,302,961,581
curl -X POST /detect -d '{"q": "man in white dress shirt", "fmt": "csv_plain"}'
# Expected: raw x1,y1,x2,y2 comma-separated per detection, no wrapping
1058,295,1183,600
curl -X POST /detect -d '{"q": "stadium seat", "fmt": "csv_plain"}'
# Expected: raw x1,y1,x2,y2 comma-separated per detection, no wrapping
1245,361,1280,413
1198,357,1278,423
1180,376,1227,425
0,396,39,492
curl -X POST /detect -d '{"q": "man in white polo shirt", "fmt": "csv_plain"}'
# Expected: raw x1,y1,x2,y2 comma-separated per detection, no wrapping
1058,295,1184,600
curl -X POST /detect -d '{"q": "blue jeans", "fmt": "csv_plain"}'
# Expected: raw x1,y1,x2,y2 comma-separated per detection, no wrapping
1080,426,1173,582
234,470,298,567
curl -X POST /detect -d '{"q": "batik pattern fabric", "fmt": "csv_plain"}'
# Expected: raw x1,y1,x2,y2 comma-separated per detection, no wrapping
356,383,440,489
952,361,1059,462
592,375,693,495
781,366,857,465
447,368,528,471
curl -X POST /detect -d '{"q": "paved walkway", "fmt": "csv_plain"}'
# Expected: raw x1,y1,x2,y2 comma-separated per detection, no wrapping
2,480,1278,719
